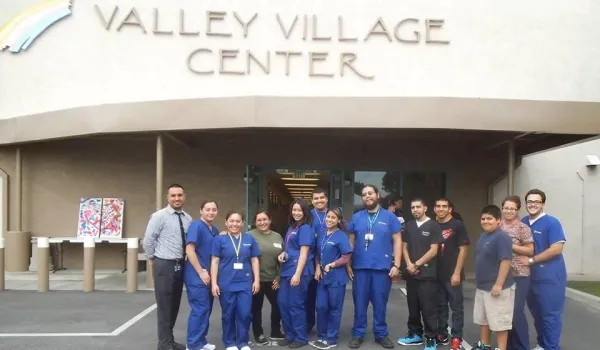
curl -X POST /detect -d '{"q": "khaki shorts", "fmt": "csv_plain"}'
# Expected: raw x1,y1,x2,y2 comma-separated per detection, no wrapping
473,284,515,331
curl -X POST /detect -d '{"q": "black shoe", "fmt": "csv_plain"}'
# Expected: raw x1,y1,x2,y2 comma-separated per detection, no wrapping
375,337,395,349
172,342,186,350
254,334,269,345
289,342,308,348
278,339,293,346
437,333,449,345
349,337,363,349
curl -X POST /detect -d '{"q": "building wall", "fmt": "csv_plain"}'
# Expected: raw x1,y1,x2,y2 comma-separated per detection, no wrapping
492,136,600,275
0,133,505,271
2,0,600,144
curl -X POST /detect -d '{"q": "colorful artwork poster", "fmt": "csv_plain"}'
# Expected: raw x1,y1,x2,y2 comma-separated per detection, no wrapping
100,198,125,238
77,198,102,238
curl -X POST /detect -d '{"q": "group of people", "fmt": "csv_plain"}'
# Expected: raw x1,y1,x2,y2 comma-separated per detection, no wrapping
143,183,566,350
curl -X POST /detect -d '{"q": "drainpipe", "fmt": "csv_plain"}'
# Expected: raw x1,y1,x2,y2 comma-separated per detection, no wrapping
576,170,585,275
15,147,22,231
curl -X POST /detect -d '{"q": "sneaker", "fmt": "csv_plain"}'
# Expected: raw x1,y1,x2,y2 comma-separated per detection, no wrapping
450,337,462,350
472,341,491,350
531,346,545,350
255,335,269,346
311,340,336,349
277,339,292,346
375,337,395,348
203,344,217,350
240,347,251,350
225,347,239,350
424,338,437,350
437,334,449,345
397,334,423,346
349,337,363,349
270,332,286,341
289,342,307,348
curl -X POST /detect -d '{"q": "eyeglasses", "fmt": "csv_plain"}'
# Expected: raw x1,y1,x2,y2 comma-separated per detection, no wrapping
502,207,518,212
526,200,543,205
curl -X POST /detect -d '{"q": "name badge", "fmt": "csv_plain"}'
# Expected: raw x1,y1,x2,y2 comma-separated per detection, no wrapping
233,263,243,270
365,233,374,241
273,243,282,248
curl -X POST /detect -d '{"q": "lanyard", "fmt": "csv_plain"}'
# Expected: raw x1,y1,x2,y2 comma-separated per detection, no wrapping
320,230,336,265
285,223,300,252
313,209,326,228
367,208,381,233
228,233,242,261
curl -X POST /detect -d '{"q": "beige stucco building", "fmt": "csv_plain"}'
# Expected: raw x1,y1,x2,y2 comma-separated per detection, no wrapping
1,0,599,278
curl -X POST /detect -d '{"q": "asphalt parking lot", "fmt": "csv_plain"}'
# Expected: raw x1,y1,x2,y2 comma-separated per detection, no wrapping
0,283,598,350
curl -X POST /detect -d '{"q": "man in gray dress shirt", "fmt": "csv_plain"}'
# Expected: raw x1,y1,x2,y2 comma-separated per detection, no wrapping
144,184,192,350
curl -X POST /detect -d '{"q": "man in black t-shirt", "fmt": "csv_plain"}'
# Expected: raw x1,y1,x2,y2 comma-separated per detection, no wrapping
433,198,470,350
397,199,443,349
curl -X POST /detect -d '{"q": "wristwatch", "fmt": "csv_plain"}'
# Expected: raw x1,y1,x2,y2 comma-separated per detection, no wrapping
393,264,400,269
414,262,421,269
528,257,535,264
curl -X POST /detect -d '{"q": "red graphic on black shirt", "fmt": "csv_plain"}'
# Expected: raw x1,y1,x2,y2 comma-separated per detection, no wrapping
441,229,453,254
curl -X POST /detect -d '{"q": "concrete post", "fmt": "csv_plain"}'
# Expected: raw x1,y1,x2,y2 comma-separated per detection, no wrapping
0,238,5,291
508,139,515,196
37,237,49,292
126,238,139,293
83,236,95,292
147,134,163,289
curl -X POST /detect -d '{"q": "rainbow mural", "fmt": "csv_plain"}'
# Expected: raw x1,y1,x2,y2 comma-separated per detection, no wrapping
0,0,73,53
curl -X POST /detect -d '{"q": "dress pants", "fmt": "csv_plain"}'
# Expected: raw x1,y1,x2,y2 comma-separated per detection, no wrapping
406,278,438,339
251,281,283,338
152,257,184,350
185,283,214,350
220,289,253,348
278,275,311,344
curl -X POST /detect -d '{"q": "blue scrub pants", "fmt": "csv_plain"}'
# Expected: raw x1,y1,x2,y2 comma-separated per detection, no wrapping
508,276,530,350
306,278,318,332
278,275,311,344
186,284,214,350
351,269,392,339
316,282,346,345
219,289,253,349
527,279,566,350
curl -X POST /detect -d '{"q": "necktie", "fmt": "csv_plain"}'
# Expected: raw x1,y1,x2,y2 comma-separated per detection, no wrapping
175,212,186,258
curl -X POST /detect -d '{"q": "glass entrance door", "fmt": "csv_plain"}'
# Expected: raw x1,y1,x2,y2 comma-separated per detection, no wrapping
245,165,264,230
329,169,344,210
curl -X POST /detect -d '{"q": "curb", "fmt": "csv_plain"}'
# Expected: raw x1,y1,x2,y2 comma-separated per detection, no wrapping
566,287,600,311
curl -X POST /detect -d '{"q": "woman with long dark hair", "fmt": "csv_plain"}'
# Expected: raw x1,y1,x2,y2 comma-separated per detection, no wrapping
249,210,285,345
311,207,352,350
211,211,261,350
277,198,315,348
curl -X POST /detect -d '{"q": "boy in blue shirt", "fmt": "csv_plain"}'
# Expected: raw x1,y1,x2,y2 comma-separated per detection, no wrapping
472,205,515,350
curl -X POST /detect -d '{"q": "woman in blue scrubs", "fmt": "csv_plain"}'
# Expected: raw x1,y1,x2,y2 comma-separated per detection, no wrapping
184,200,220,350
211,211,261,350
277,198,315,348
312,207,352,350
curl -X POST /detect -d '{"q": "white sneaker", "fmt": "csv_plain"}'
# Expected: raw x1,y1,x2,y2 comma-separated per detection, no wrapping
240,346,251,350
203,344,216,350
225,347,239,350
532,346,545,350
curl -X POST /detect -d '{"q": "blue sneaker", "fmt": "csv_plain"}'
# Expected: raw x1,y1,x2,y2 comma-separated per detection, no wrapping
397,334,423,346
424,338,437,350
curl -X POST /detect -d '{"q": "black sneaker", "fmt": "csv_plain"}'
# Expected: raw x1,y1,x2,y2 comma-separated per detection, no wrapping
437,333,449,345
375,337,395,349
277,339,293,346
472,341,491,350
289,342,308,348
255,334,269,346
311,340,337,349
349,337,363,349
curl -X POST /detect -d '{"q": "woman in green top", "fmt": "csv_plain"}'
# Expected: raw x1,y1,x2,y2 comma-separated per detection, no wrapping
249,210,286,346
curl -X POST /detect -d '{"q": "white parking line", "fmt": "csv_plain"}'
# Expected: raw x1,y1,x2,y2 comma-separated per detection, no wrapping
400,288,472,350
0,303,157,338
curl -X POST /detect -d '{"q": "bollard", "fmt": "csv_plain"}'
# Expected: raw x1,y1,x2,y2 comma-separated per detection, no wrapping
83,236,95,292
37,237,50,292
0,238,5,291
126,238,139,293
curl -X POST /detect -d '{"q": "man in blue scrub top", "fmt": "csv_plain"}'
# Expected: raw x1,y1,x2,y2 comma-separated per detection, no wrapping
516,189,567,350
309,187,329,333
347,185,403,349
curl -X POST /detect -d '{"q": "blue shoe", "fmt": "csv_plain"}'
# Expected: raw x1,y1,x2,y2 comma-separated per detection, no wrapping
423,338,437,350
397,334,423,346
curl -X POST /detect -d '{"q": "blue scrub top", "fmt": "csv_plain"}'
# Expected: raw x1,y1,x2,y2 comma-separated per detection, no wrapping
311,209,328,238
281,223,315,277
183,219,220,287
348,208,403,271
522,214,567,282
317,228,353,286
211,232,261,292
